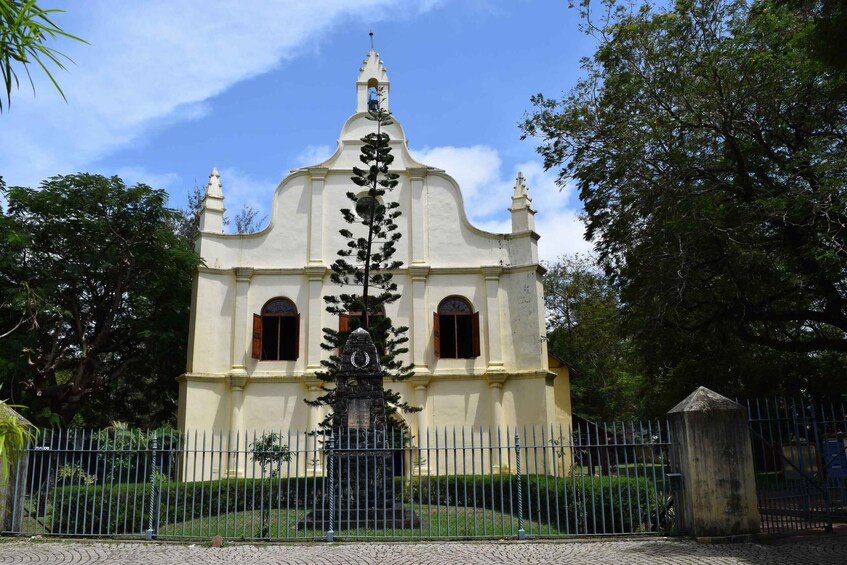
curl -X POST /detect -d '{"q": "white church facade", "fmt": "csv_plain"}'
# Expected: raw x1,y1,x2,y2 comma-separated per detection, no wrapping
177,49,573,441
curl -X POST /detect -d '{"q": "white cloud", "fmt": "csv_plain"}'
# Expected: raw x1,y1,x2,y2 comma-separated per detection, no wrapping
411,145,507,217
293,144,335,168
114,166,180,193
0,0,443,188
411,145,592,263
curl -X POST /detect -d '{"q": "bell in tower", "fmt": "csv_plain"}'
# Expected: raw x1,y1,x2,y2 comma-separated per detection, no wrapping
367,81,380,112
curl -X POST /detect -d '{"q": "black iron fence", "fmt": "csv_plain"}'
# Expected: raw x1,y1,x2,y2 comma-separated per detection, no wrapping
747,398,847,534
3,422,674,541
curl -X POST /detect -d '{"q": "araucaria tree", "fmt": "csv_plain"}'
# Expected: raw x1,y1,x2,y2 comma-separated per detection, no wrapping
310,91,415,425
522,0,847,405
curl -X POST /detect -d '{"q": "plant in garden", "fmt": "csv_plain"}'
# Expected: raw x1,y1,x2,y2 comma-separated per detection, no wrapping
0,399,32,483
249,431,291,537
249,432,292,478
94,421,177,481
55,462,96,486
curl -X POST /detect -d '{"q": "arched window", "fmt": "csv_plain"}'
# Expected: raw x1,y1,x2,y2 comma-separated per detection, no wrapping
252,298,299,361
434,297,480,359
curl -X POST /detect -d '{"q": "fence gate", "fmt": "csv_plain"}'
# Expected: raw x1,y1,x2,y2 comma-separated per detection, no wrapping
747,398,847,534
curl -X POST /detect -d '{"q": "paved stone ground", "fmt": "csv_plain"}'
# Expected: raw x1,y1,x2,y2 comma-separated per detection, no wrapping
2,534,847,565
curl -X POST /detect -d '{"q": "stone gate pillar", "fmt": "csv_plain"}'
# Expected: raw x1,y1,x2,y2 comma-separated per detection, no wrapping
668,386,760,541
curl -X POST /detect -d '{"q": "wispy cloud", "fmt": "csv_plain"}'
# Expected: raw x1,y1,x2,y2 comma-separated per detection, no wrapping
0,0,443,188
114,166,181,193
293,145,335,168
411,145,591,263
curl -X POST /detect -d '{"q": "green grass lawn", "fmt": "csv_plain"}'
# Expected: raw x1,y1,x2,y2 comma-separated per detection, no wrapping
156,503,567,540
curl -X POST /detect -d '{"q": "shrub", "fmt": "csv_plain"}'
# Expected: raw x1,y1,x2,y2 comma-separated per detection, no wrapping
397,473,664,534
51,476,328,535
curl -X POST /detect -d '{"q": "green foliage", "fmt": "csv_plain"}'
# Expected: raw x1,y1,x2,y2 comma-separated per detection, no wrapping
774,1,847,71
249,432,291,478
312,88,416,424
0,0,87,112
55,462,97,486
0,400,33,483
49,472,664,536
524,0,847,408
51,477,328,535
93,422,179,480
233,204,267,234
544,254,645,420
399,473,664,534
0,174,201,426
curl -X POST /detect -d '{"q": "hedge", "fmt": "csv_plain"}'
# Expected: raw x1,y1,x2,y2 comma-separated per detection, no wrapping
51,477,328,535
50,473,667,535
397,474,666,534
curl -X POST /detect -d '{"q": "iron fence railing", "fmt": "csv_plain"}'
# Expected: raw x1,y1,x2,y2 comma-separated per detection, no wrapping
4,422,674,541
747,398,847,534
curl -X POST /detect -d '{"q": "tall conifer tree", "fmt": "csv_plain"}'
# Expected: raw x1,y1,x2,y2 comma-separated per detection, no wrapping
309,89,415,426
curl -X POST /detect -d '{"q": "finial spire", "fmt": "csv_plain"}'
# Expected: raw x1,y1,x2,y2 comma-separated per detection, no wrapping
510,171,536,234
369,31,374,50
199,167,225,233
206,167,223,198
513,171,529,199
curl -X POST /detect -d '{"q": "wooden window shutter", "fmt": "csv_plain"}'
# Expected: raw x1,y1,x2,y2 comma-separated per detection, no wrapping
433,312,441,358
339,313,351,333
471,311,481,358
294,314,301,359
251,313,262,359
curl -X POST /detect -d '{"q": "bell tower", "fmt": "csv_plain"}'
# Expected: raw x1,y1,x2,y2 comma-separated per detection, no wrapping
356,36,389,113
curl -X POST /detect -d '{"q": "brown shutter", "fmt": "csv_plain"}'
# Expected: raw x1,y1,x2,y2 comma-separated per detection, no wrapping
294,314,301,359
251,313,262,359
471,311,481,358
339,313,350,333
433,312,441,358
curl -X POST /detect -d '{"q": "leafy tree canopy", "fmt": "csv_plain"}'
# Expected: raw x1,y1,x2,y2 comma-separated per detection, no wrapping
544,254,646,420
0,173,200,426
524,0,847,404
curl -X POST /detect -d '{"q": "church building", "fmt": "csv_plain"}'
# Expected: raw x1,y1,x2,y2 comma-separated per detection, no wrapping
177,49,573,441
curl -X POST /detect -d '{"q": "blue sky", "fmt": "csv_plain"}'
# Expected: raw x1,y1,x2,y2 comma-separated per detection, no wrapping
0,0,596,262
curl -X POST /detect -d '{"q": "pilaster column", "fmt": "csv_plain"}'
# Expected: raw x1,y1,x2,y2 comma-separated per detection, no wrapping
481,267,504,372
408,167,427,264
231,268,253,372
305,266,327,372
408,265,430,371
410,376,432,436
227,374,249,432
304,377,325,474
308,168,328,265
487,374,507,432
410,376,431,474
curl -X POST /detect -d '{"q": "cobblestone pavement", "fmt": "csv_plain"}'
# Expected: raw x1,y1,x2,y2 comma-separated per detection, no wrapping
2,534,847,565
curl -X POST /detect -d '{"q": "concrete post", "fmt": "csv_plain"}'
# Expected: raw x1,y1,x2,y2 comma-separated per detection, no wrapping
667,386,760,541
